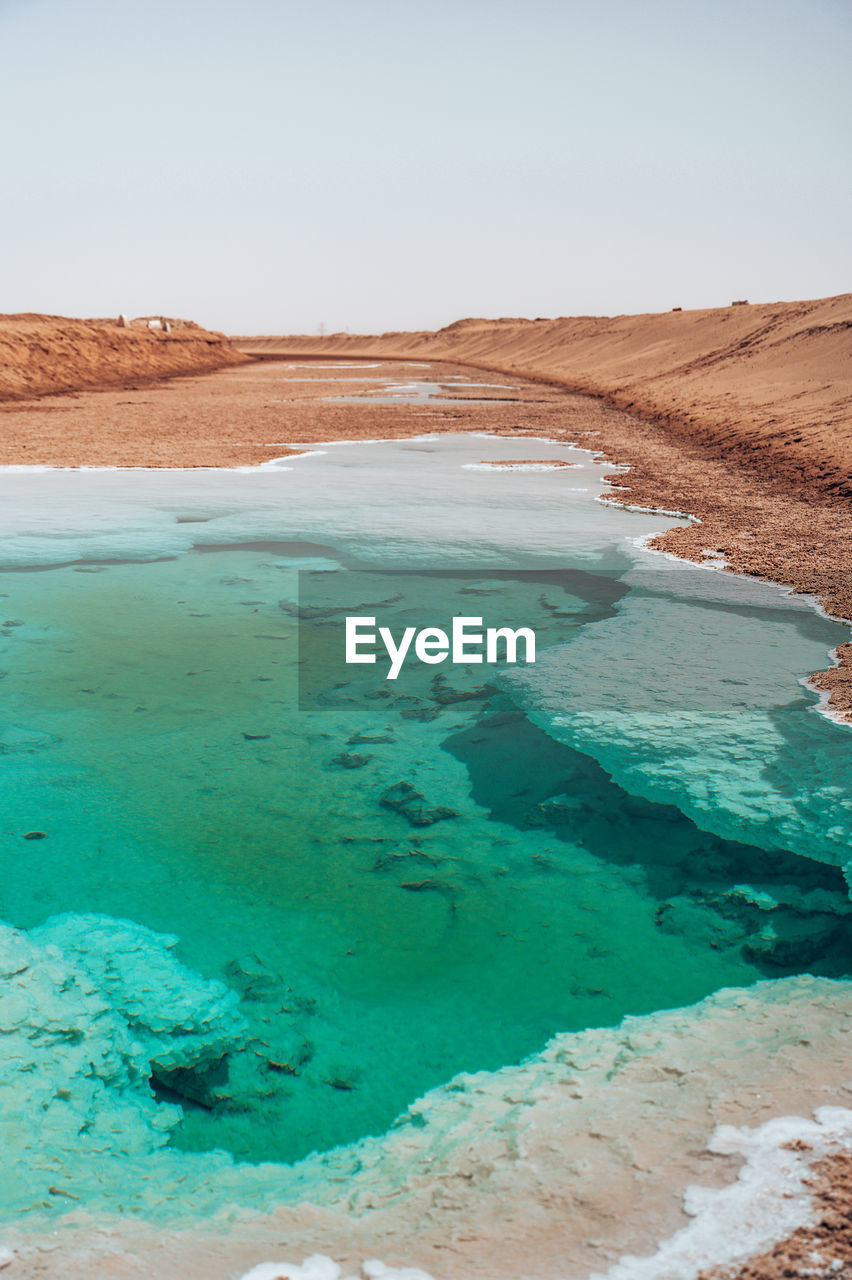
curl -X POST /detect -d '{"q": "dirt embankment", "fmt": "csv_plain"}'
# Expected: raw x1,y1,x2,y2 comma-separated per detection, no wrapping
236,294,852,502
0,314,249,400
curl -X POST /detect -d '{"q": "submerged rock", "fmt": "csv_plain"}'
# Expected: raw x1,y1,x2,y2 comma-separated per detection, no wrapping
726,882,852,918
399,705,442,722
279,594,402,620
372,848,442,872
226,954,283,1002
379,781,458,828
150,1051,230,1109
429,674,496,705
743,915,841,968
399,878,455,899
659,881,851,969
330,752,372,769
529,793,590,826
478,707,526,728
259,1029,314,1077
655,896,746,950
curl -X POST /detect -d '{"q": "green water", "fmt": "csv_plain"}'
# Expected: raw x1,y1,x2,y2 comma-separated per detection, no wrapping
2,543,849,1170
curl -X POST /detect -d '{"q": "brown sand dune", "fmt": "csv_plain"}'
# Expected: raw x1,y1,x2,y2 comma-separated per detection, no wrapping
0,313,248,400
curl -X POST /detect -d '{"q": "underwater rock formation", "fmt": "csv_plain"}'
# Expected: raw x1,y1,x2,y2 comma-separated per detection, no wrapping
379,781,458,827
330,752,373,769
0,912,246,1214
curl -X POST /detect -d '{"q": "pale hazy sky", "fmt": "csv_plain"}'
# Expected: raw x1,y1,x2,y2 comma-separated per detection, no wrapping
1,0,849,333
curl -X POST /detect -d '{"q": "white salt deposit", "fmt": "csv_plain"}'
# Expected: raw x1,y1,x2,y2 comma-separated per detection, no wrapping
460,461,582,471
238,1257,435,1280
3,970,852,1276
506,548,852,867
596,1107,852,1280
0,433,654,571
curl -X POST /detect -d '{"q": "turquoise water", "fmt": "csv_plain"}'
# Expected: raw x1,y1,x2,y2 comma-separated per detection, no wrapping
0,433,850,1216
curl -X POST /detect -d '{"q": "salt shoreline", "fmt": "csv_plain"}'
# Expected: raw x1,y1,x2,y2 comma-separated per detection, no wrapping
5,978,852,1279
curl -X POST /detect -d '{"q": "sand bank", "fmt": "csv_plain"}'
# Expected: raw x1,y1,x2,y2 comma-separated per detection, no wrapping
0,313,247,402
237,295,852,501
0,355,591,467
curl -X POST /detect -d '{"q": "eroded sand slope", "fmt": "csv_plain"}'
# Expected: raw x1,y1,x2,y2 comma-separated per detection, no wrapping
238,295,852,501
0,314,247,401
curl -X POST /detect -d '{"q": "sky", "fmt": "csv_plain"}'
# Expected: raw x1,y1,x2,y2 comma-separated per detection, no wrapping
1,0,850,333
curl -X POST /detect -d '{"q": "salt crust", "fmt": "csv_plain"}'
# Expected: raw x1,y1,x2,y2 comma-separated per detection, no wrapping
595,1108,852,1279
237,1258,435,1280
171,1108,852,1279
505,555,852,868
0,913,246,1216
460,462,581,472
233,1095,852,1280
3,907,852,1279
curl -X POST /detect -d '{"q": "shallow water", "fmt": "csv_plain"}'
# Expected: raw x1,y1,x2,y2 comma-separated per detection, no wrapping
323,378,523,404
0,431,849,1218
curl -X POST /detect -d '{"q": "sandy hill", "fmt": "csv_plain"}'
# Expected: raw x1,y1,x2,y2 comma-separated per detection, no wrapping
0,314,248,400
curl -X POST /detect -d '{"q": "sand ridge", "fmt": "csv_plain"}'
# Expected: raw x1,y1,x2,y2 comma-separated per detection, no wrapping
0,314,247,401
